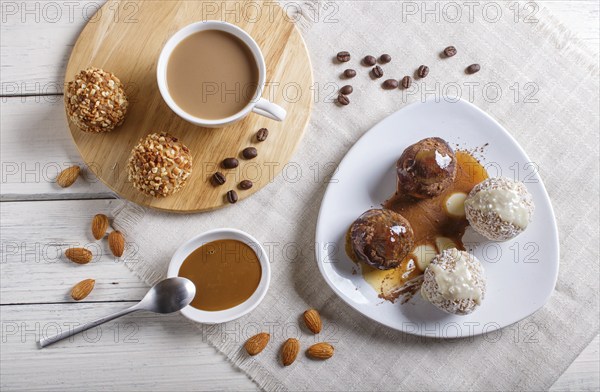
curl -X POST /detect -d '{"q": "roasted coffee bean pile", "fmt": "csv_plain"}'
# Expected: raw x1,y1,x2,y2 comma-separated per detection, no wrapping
211,127,269,204
334,46,481,105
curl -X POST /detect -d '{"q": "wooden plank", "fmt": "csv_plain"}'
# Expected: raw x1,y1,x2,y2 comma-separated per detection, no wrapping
551,335,600,391
0,302,257,391
543,1,600,58
0,0,97,93
0,199,149,304
0,97,113,200
1,1,598,93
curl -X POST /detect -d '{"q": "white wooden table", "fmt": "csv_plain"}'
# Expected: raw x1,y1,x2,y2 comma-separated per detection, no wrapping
1,1,598,390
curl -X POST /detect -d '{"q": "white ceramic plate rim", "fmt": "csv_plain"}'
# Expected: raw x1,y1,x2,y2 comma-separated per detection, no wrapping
314,98,560,338
167,228,271,324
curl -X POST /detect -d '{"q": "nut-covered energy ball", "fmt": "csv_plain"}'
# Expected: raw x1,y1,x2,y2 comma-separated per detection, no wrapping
127,133,192,198
464,177,535,241
65,67,128,133
396,137,457,199
349,209,415,270
421,248,486,315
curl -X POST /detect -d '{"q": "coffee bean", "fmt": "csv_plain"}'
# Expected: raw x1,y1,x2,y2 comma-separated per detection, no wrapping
372,65,384,78
401,76,412,89
239,180,253,190
242,147,257,159
337,94,350,106
382,79,399,89
443,46,457,57
337,51,351,62
221,158,239,169
343,69,357,78
379,54,392,64
363,55,376,66
226,190,238,204
211,172,226,186
340,85,353,95
417,65,429,78
256,128,268,142
466,64,481,74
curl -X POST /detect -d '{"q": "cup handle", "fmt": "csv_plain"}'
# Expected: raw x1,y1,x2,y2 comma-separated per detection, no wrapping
252,98,287,122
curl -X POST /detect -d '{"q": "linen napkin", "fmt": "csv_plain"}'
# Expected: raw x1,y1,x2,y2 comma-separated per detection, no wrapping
113,1,599,390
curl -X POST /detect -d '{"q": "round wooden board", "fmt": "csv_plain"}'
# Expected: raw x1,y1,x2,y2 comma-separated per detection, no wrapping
65,0,313,212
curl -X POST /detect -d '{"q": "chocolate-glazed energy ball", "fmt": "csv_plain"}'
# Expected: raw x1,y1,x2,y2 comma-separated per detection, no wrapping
349,209,415,270
65,67,128,133
396,137,457,199
465,177,535,241
127,133,192,198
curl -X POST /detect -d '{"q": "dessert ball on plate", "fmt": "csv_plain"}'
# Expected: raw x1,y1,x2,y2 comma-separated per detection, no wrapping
127,133,192,198
396,137,457,199
464,177,534,241
65,67,128,133
421,248,486,315
349,209,415,270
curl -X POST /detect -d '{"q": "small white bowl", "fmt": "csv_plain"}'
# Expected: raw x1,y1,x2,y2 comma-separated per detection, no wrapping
167,228,270,324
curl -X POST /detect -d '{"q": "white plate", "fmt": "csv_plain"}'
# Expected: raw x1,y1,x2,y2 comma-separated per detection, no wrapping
315,99,559,338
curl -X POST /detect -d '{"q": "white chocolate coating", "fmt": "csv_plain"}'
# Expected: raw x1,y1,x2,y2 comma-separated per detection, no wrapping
429,253,483,305
421,248,486,315
435,150,452,170
466,187,529,229
464,177,535,241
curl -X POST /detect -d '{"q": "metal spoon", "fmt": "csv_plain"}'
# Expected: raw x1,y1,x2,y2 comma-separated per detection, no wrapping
38,277,196,348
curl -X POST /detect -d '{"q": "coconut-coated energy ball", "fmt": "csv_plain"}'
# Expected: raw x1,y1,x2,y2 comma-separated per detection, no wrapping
421,248,486,315
464,177,534,241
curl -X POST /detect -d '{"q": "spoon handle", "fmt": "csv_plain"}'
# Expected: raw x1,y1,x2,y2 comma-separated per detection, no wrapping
37,305,139,348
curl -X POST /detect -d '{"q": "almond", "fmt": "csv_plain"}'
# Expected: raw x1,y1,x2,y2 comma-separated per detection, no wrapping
91,214,109,240
303,309,322,334
71,279,95,301
307,342,334,360
65,247,93,264
56,165,80,188
281,338,300,366
108,231,125,257
244,332,270,356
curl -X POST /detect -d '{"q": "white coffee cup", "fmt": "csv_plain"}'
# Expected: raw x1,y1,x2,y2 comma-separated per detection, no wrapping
157,21,286,128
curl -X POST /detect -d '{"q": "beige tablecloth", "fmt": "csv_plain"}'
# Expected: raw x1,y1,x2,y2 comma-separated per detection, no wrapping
114,1,600,390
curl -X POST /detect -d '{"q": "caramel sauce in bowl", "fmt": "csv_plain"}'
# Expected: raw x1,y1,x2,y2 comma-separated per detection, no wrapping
167,229,271,324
